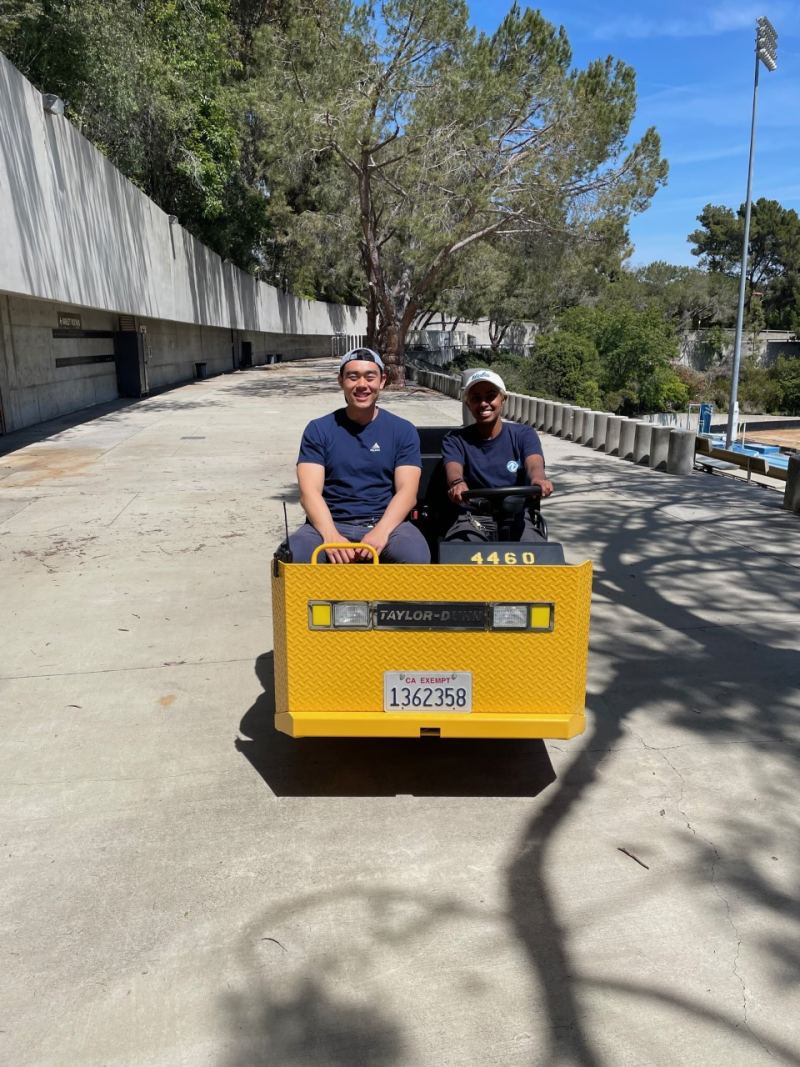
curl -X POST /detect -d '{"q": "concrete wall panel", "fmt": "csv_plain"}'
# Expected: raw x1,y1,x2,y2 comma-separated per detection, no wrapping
0,53,366,341
0,52,368,431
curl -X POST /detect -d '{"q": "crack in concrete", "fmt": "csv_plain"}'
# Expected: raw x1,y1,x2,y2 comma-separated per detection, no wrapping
582,737,798,754
0,654,265,681
624,722,782,1063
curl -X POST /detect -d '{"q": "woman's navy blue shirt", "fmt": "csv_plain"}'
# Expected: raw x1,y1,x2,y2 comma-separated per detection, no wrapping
441,422,544,491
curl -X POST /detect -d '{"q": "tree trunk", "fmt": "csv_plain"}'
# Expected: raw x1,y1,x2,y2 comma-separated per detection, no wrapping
382,322,406,389
365,289,378,350
488,320,509,351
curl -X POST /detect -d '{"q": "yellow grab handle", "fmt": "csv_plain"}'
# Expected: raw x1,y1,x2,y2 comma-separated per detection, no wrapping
310,542,380,565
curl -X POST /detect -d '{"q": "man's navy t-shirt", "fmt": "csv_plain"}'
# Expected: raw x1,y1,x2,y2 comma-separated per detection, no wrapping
297,408,422,522
441,422,544,493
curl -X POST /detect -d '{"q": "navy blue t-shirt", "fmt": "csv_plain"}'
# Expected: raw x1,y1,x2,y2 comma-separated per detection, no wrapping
297,408,422,522
441,422,544,493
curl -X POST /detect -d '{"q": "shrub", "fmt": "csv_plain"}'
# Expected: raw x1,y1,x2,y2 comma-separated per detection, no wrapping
522,333,601,405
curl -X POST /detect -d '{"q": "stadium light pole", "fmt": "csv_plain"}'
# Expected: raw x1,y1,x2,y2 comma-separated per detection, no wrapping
726,16,778,449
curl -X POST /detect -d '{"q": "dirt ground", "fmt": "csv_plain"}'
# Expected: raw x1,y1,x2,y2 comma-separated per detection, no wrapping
744,427,800,449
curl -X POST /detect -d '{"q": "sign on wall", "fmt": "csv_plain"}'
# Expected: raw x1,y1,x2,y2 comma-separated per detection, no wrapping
58,311,82,329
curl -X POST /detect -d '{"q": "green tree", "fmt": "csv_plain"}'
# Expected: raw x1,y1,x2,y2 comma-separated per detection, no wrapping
556,302,685,413
769,354,800,415
762,272,800,333
688,199,800,325
700,324,730,368
524,332,601,406
443,216,630,349
632,261,737,329
0,0,275,269
257,0,667,384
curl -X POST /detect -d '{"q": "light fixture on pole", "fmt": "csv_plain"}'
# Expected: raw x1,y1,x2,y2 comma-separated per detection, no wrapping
726,16,778,449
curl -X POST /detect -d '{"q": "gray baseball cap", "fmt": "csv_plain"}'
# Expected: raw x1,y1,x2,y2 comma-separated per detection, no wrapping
338,347,385,372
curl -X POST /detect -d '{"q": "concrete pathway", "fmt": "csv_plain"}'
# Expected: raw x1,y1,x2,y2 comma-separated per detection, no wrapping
1,362,799,1067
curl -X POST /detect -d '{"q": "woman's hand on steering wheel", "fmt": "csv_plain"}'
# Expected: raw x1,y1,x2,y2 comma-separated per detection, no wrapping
531,477,554,499
448,480,469,505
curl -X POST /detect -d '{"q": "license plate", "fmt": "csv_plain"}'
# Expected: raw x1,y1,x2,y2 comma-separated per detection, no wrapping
383,672,472,713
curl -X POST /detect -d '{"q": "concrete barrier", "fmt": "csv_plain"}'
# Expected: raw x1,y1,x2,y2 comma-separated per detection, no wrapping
551,404,563,437
582,411,597,448
535,399,546,430
561,405,574,439
633,422,653,465
649,425,672,471
572,408,585,444
784,456,800,514
511,394,522,421
667,429,696,475
571,407,585,439
605,415,624,456
593,412,609,451
559,405,573,438
461,368,482,425
543,402,554,434
520,396,532,424
619,419,640,461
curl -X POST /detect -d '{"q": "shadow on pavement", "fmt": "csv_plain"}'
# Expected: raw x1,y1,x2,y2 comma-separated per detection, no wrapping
224,442,800,1065
237,652,557,799
505,470,800,1065
221,977,406,1067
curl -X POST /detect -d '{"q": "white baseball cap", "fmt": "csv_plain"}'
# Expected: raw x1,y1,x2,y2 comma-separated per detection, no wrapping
462,369,506,397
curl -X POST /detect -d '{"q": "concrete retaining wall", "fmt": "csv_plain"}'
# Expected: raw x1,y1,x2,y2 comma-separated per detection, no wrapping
0,52,366,432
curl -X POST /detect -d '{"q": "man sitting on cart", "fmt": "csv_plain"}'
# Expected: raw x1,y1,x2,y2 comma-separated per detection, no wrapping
288,348,431,564
442,370,553,543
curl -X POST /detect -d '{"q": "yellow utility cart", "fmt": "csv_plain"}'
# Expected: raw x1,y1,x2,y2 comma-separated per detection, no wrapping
272,510,591,740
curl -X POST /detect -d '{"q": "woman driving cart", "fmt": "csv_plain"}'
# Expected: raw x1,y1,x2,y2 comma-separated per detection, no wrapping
442,370,553,544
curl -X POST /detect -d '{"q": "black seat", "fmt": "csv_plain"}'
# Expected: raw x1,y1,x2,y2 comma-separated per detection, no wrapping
417,426,457,455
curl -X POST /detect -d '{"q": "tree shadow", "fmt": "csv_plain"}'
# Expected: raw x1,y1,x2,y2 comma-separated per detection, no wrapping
505,466,800,1065
222,978,405,1067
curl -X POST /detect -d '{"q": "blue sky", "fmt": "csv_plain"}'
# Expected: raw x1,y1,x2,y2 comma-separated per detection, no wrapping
469,1,800,268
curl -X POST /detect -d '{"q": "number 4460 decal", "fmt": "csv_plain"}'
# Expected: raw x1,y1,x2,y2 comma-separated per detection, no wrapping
470,550,537,565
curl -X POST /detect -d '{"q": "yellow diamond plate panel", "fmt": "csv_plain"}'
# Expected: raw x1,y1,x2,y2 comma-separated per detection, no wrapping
271,560,592,725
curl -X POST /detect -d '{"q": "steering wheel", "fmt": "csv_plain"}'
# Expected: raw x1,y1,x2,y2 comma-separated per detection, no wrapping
460,486,542,501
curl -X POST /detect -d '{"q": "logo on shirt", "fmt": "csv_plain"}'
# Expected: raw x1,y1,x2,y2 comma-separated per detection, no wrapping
370,443,381,452
507,460,519,473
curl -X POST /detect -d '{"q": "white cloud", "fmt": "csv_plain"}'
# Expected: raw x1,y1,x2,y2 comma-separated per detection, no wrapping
668,143,748,164
591,3,791,41
638,82,800,130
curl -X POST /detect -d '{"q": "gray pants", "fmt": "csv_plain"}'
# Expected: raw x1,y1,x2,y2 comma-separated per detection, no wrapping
289,519,431,563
